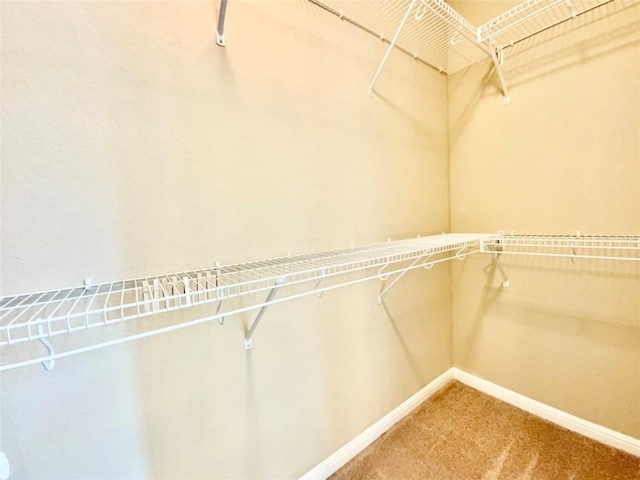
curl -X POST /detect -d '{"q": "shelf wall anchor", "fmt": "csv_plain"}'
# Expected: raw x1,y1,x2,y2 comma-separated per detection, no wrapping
244,277,285,350
37,324,55,371
378,256,424,304
216,0,228,47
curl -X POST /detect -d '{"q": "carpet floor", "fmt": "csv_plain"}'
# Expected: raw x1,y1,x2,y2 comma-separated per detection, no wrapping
330,381,640,480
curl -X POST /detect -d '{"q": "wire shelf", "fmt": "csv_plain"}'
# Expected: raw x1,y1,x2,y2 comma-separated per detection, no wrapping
481,234,640,261
309,0,616,102
0,234,492,353
477,0,613,47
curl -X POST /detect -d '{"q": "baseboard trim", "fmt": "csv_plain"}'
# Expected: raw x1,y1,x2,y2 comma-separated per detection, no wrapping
301,367,639,479
451,367,640,457
299,368,454,480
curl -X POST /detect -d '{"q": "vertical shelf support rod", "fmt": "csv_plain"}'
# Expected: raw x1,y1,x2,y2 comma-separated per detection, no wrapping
217,0,228,47
244,277,285,350
368,0,419,96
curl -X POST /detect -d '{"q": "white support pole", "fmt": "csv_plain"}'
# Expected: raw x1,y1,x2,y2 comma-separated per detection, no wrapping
368,0,419,96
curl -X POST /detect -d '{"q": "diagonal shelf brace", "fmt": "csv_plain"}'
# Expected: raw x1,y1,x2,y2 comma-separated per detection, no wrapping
480,238,510,287
487,40,511,104
377,256,425,304
244,277,285,350
216,0,228,47
492,253,510,287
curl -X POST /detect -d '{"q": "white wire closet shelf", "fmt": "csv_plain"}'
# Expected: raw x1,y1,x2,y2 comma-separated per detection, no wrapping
0,233,492,371
477,0,613,47
481,233,640,262
306,0,618,101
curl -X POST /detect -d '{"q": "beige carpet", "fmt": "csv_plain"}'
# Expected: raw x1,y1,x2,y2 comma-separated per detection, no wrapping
331,381,640,480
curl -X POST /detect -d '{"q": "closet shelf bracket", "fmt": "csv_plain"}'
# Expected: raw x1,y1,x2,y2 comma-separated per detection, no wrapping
492,253,510,288
37,324,56,371
216,0,228,47
487,39,510,104
377,255,425,304
481,238,509,287
244,277,285,350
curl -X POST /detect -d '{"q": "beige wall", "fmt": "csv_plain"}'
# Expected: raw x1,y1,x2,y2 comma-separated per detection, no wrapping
449,1,640,437
0,1,451,478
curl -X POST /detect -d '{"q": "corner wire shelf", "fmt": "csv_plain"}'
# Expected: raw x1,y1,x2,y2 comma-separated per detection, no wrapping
480,233,640,288
481,233,640,262
0,233,492,372
477,0,613,47
305,0,615,102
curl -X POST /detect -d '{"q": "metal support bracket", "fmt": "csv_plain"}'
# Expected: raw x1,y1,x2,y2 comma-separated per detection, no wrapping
244,277,285,350
492,253,510,288
37,324,55,371
216,299,225,325
487,40,511,104
377,256,424,304
216,0,228,47
368,0,419,96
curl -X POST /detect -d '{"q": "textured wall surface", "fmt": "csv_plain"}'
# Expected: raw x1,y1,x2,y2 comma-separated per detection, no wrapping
448,0,640,438
0,1,451,478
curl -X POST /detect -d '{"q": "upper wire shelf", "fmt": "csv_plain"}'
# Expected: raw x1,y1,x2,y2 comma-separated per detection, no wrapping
309,0,617,101
477,0,613,48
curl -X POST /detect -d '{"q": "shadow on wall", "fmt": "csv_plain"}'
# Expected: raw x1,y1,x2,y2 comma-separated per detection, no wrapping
460,254,640,365
474,253,640,340
502,0,640,87
449,0,640,146
454,254,507,368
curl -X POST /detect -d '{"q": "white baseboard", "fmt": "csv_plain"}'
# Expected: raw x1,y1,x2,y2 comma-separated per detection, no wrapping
301,367,639,479
299,368,454,480
452,367,640,457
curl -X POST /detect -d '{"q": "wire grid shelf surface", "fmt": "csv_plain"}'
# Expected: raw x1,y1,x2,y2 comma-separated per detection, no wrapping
477,0,613,47
0,234,492,348
315,0,486,73
481,234,640,261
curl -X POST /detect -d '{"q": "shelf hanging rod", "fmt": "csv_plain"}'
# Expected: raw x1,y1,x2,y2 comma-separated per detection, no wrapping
306,0,440,73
